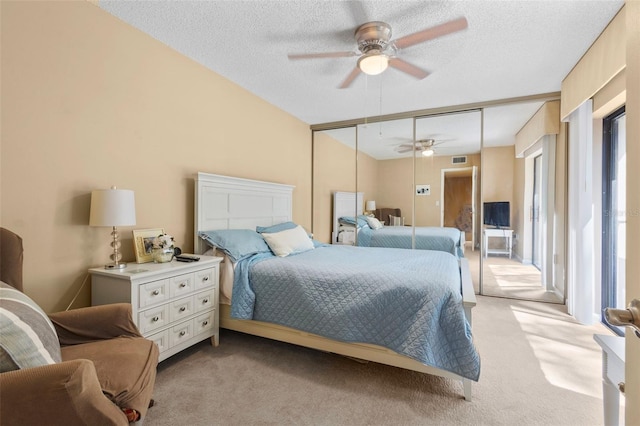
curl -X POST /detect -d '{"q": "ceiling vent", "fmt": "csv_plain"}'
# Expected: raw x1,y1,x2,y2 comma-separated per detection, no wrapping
451,156,467,164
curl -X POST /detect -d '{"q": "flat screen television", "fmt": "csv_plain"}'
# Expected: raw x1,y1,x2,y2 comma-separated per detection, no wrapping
483,201,510,228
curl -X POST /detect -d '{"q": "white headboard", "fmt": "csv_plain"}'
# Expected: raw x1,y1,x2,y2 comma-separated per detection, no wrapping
194,172,295,254
331,191,363,243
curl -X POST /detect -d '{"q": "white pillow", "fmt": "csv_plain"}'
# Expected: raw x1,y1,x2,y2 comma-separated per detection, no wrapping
262,225,315,257
365,216,383,230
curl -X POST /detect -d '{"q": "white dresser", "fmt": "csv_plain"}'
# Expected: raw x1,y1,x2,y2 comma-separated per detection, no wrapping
90,255,222,362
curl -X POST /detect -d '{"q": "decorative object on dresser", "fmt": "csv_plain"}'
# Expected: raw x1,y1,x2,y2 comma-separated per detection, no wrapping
133,228,164,264
151,233,175,263
90,255,222,362
89,186,136,270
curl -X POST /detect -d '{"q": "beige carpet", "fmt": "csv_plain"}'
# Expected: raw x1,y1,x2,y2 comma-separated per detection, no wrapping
144,297,618,426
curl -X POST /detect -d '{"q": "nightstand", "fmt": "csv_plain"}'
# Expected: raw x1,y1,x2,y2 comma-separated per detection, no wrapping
90,255,222,362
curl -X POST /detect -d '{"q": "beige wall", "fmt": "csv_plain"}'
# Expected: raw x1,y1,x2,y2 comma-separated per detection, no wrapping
1,1,311,312
482,146,515,206
378,154,480,227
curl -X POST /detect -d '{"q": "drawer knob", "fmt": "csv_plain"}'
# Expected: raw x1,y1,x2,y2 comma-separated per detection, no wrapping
203,298,209,304
152,290,160,296
179,331,186,337
202,320,209,326
203,276,210,282
179,283,186,288
152,316,159,322
179,307,186,312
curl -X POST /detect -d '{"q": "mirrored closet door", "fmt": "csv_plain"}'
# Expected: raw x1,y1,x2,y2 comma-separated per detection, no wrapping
312,126,357,245
413,111,482,291
481,102,564,303
312,96,564,303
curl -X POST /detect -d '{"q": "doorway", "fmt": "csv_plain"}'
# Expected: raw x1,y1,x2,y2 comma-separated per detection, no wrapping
441,166,478,251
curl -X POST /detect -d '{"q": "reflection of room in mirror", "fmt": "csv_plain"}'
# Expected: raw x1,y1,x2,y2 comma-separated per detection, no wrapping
313,100,565,303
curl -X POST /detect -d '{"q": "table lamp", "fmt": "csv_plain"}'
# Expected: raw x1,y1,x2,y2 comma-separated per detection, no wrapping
366,200,376,216
89,186,136,269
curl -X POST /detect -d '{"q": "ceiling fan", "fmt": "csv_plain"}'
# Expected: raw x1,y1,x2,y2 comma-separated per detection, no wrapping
287,17,468,89
395,139,445,157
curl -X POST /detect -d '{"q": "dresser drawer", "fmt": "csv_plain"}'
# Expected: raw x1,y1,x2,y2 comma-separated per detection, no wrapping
138,304,169,334
169,296,194,323
169,320,193,348
170,273,194,298
194,310,215,336
139,279,169,308
194,289,215,314
147,329,170,354
195,268,215,290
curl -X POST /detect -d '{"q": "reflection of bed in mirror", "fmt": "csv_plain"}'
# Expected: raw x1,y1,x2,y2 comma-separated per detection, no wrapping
333,191,465,256
194,173,479,400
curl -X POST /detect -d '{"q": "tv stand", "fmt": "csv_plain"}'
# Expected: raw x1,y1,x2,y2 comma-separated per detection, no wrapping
483,228,513,258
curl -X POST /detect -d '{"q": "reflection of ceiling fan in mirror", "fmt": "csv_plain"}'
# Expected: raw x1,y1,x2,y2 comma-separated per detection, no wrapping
287,17,468,88
395,139,446,157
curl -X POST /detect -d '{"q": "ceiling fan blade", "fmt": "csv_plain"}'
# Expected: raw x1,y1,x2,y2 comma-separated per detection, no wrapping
388,58,430,80
339,67,361,89
288,51,357,60
393,17,468,49
396,147,414,153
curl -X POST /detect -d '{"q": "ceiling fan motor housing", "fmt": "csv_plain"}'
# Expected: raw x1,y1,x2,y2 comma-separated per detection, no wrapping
355,21,392,54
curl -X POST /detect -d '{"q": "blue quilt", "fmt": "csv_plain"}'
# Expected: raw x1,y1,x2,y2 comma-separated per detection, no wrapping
356,226,463,257
231,245,480,381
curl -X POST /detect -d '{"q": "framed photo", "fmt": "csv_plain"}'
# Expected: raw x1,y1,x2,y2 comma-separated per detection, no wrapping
133,228,164,263
416,184,431,196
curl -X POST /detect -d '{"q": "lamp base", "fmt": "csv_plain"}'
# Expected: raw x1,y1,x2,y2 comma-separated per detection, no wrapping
105,262,127,270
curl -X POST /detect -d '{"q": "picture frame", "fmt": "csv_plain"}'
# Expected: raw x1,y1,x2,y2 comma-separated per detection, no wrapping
133,228,164,264
416,184,431,196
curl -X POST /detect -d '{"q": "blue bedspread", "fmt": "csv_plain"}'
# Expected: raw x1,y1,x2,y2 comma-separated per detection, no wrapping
356,226,463,257
231,245,480,381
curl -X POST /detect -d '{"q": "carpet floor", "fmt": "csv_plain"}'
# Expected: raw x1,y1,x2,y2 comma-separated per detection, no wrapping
144,296,617,426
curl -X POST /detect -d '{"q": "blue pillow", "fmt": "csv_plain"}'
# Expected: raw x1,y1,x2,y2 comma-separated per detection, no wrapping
338,216,368,228
198,229,271,262
256,221,297,234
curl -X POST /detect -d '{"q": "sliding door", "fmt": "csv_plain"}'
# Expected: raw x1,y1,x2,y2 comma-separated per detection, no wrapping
601,106,626,335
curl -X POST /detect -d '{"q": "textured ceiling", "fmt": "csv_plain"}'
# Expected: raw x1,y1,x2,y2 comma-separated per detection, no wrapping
99,0,623,156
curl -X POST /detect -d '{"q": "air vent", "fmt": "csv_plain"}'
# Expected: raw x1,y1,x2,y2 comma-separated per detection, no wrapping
451,156,467,164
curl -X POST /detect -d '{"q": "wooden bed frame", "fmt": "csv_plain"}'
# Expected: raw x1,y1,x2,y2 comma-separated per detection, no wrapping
194,172,477,400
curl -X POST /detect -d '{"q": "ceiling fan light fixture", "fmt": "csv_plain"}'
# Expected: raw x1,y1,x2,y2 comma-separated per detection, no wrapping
422,148,434,157
358,52,389,75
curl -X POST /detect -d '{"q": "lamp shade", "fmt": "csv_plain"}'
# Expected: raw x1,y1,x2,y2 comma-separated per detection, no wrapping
366,200,376,211
89,187,136,227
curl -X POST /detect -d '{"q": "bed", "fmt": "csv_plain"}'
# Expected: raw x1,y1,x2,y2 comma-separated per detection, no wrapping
194,172,479,400
333,191,465,256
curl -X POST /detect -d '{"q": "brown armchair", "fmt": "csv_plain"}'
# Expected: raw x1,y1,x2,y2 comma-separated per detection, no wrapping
374,208,402,225
0,227,159,425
